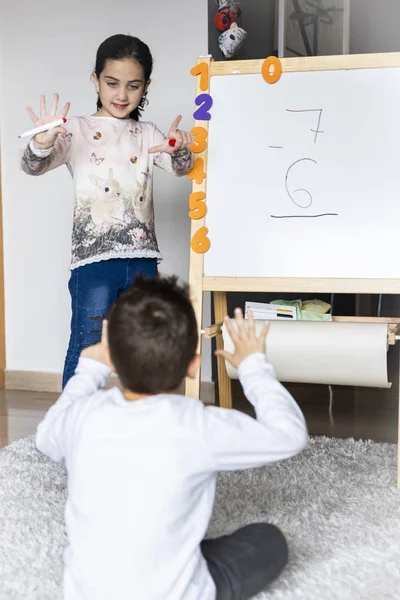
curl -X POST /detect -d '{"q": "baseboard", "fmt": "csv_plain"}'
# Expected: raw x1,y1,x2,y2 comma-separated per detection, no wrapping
5,370,63,393
5,370,215,402
4,371,132,393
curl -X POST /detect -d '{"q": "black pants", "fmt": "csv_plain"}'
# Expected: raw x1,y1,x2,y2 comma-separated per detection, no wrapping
201,523,288,600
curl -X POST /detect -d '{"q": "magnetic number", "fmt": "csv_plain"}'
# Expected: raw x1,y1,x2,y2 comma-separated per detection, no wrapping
188,158,206,184
191,226,211,254
190,127,208,154
262,56,282,84
190,63,209,91
193,94,213,121
189,192,207,220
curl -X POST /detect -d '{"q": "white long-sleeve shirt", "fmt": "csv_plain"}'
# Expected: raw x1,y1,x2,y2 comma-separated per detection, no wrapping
21,116,193,269
36,353,308,600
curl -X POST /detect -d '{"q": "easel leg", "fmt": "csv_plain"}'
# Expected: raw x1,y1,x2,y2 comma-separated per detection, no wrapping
185,287,203,400
214,292,233,409
185,360,201,399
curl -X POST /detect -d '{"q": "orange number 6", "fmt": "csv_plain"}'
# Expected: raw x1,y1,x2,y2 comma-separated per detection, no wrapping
190,127,208,154
188,158,206,185
262,56,282,84
191,226,211,254
189,192,207,220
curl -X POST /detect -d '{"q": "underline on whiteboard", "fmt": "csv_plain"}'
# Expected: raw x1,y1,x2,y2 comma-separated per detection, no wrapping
270,213,339,219
268,146,284,149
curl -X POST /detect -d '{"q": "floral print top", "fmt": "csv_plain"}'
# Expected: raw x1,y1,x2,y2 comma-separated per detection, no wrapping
21,116,193,269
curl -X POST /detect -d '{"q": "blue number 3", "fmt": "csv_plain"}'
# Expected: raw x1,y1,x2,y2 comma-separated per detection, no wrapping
193,94,213,121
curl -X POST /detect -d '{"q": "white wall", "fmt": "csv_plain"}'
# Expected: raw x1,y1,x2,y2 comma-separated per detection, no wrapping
0,0,211,380
350,0,400,54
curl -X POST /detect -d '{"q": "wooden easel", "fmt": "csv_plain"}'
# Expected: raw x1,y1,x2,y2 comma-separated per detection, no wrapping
184,53,400,487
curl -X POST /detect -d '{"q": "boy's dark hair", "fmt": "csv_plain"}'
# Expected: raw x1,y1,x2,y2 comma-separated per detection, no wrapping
94,34,153,120
107,275,198,394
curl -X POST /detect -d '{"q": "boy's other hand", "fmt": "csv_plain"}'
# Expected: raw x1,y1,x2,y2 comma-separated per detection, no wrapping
80,320,110,367
215,308,269,369
80,343,108,365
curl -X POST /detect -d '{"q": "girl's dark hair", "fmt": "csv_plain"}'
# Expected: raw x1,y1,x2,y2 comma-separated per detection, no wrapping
94,34,153,121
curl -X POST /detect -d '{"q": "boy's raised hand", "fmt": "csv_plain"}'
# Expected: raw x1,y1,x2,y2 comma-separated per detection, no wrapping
80,320,111,368
26,93,70,150
215,308,269,369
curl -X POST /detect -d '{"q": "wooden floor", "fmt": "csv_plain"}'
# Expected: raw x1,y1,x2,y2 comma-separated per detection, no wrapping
0,389,58,447
1,293,399,448
0,383,216,448
0,373,398,448
230,380,398,443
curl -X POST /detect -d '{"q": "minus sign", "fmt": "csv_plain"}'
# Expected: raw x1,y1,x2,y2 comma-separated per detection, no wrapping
268,146,284,149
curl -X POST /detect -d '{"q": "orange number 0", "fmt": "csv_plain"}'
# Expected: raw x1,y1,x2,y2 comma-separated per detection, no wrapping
262,56,282,84
190,62,209,91
190,127,208,154
191,226,211,254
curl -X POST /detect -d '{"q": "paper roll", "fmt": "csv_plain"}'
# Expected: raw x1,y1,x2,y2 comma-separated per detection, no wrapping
222,321,391,388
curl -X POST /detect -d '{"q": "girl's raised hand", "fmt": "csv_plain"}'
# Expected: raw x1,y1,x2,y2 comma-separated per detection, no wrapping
148,115,192,155
26,94,70,150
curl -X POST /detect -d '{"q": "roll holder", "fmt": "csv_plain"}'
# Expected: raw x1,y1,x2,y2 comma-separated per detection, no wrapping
204,316,400,486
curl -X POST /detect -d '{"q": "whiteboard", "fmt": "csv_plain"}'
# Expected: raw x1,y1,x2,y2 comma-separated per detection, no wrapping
203,67,400,279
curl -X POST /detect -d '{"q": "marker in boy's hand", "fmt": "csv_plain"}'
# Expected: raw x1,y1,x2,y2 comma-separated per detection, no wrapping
148,115,192,155
215,308,269,369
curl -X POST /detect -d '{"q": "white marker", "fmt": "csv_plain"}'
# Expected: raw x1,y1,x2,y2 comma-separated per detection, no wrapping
18,117,67,139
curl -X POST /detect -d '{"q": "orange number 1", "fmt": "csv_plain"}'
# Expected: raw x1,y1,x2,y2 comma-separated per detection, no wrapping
190,62,209,92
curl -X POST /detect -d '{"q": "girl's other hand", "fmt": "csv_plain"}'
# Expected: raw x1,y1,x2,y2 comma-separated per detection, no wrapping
148,115,192,155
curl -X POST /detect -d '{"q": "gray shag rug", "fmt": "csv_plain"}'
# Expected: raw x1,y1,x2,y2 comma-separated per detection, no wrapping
0,435,399,599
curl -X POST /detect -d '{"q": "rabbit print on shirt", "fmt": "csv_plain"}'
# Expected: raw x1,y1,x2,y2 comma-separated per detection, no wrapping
131,180,153,224
89,168,124,227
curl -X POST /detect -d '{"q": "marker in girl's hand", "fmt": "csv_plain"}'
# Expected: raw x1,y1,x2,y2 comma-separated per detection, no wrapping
169,139,179,153
18,118,67,139
148,116,190,154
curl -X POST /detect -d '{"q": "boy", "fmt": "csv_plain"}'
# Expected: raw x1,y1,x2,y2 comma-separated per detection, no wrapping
36,275,308,600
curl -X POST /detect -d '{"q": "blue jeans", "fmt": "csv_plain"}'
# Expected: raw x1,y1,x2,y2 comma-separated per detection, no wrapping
62,258,158,389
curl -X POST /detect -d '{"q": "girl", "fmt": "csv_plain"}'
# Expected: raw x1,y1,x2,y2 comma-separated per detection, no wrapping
21,34,194,388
